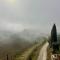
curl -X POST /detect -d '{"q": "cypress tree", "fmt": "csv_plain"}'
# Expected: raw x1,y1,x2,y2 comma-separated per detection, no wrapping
51,24,57,42
51,24,59,54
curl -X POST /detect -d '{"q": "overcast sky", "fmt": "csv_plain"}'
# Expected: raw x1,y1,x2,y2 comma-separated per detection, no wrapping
0,0,60,33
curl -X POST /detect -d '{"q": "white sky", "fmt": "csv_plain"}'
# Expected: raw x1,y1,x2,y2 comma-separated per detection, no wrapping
0,0,60,33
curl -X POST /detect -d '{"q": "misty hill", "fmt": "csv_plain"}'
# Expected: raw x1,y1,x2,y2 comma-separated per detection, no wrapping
18,29,48,41
0,29,48,50
0,29,48,43
0,30,48,59
0,29,48,53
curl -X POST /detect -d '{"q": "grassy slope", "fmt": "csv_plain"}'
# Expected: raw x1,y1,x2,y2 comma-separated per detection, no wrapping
15,43,40,60
15,41,47,60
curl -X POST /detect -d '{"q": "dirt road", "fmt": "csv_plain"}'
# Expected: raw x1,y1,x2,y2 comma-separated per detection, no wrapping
37,42,49,60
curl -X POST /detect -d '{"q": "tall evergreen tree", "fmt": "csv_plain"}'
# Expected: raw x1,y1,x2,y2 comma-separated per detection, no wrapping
51,24,57,42
51,24,59,54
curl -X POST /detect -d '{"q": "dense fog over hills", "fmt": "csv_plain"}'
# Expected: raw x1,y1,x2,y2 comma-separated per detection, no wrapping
0,29,48,59
0,29,48,43
0,29,48,53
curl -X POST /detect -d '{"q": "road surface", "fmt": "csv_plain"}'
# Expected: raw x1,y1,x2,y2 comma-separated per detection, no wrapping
37,42,49,60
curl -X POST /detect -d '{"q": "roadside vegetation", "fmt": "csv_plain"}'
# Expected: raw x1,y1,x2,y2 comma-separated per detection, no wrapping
47,44,60,60
15,40,47,60
47,46,52,60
